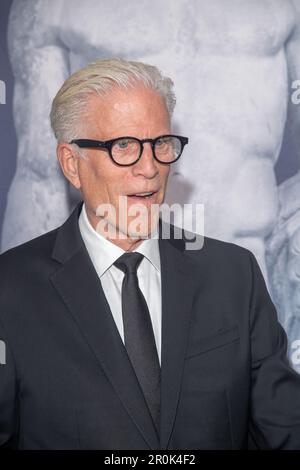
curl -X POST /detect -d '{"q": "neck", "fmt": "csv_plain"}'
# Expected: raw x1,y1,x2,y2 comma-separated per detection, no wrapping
85,206,151,252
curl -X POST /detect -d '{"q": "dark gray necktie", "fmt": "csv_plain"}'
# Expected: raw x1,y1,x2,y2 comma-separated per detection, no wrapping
114,252,161,435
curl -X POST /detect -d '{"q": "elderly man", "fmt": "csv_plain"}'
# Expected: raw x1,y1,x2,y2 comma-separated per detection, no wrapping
5,0,300,368
1,58,300,450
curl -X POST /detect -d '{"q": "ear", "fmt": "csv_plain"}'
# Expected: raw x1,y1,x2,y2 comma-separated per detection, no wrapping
56,143,81,189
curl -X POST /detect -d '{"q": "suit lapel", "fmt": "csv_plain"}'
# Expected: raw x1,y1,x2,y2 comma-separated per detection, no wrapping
50,203,160,449
158,227,200,450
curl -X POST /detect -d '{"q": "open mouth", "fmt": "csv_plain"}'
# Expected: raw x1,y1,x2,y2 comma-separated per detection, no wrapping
127,191,157,199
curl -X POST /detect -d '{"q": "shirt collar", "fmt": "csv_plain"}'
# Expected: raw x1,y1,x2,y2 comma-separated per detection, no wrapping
78,203,160,278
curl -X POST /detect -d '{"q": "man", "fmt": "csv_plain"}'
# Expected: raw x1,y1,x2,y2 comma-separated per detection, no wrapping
1,58,300,450
4,1,300,364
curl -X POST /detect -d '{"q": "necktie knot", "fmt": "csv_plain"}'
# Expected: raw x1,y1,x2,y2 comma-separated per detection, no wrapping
114,252,144,275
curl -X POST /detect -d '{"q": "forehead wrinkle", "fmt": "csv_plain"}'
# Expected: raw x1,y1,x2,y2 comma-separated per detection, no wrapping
82,86,170,140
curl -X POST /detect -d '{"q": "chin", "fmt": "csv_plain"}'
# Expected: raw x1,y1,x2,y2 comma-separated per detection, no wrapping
126,214,159,240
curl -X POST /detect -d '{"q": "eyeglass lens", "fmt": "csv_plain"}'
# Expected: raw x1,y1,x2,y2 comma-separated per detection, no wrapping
111,136,182,165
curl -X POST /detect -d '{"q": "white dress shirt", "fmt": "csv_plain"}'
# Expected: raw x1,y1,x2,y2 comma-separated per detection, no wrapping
78,203,162,365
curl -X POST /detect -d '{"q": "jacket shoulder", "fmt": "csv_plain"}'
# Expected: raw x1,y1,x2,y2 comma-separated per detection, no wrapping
0,228,59,274
199,234,251,257
180,226,252,261
181,230,254,281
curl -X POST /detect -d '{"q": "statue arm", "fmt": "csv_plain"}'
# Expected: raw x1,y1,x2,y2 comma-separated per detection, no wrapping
1,0,71,251
265,1,300,354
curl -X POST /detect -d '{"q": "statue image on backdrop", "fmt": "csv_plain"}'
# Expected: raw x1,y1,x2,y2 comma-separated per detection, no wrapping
2,0,300,368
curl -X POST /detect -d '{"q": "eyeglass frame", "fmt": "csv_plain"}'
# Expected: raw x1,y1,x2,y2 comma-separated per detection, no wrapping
69,134,189,166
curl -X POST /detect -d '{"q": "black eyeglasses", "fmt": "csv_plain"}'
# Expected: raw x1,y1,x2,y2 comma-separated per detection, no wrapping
69,134,189,166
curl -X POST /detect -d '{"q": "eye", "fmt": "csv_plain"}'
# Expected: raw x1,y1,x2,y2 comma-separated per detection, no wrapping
156,136,171,146
116,138,130,149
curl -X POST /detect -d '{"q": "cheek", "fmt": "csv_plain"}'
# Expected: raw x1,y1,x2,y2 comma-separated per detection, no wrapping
78,162,106,202
81,161,126,207
83,167,100,191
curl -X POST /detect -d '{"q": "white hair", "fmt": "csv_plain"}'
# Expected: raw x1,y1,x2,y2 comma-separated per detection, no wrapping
50,58,176,143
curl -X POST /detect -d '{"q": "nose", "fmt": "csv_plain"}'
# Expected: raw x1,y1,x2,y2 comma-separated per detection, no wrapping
132,142,159,178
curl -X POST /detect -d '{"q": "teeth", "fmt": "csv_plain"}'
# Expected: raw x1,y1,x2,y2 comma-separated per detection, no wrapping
131,192,154,197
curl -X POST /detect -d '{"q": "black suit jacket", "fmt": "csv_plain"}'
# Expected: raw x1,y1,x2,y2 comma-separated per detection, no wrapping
0,202,300,450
